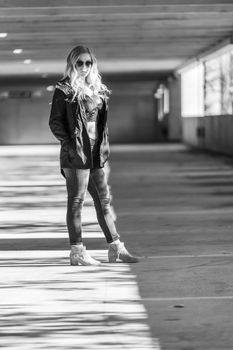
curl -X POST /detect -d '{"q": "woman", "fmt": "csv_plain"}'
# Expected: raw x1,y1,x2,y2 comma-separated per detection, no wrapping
49,45,138,266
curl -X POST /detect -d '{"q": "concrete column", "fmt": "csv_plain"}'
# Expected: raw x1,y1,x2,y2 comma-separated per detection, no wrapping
168,75,182,141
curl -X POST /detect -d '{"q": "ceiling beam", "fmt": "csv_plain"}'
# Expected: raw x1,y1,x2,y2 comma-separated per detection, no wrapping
1,4,233,14
1,6,233,18
1,0,233,6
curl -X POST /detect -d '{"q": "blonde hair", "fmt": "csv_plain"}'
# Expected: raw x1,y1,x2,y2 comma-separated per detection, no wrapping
64,45,110,101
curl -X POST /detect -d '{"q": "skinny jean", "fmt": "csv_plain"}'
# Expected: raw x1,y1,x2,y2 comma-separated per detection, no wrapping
63,166,120,245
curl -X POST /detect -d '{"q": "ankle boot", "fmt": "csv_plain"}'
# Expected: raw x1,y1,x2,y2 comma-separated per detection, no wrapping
108,242,139,263
70,245,101,266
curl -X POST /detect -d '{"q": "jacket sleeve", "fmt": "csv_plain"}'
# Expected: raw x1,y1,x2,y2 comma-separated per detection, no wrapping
49,88,70,142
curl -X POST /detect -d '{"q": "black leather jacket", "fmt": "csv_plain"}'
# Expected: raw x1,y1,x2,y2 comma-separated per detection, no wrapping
49,79,110,176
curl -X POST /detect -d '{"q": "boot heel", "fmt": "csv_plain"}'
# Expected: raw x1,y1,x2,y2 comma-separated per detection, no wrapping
108,246,118,263
70,257,80,266
108,255,117,263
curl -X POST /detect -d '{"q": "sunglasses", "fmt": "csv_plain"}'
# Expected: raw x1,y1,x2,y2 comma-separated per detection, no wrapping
76,60,92,68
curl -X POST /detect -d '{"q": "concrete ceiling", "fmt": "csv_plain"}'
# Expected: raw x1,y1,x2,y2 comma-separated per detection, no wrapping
0,0,233,77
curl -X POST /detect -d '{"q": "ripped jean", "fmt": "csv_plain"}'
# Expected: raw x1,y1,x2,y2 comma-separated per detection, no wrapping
63,167,120,245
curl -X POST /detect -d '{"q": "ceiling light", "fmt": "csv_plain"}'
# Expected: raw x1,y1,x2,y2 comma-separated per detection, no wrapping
46,85,55,92
13,49,23,54
0,33,7,38
24,59,32,64
33,90,42,97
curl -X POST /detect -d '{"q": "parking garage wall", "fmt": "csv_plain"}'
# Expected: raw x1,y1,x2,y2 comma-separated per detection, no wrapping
0,74,159,145
182,115,233,155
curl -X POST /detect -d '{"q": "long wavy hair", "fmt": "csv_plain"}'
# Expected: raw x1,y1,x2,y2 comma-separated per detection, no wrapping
64,45,110,101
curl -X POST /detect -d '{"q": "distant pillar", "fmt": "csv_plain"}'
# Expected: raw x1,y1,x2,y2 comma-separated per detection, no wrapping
168,75,182,141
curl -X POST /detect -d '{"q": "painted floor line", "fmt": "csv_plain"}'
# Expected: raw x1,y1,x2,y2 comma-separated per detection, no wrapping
140,296,233,301
147,253,233,258
41,296,233,302
118,208,233,216
1,252,233,260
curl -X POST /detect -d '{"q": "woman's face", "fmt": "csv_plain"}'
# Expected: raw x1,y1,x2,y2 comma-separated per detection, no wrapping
75,53,92,79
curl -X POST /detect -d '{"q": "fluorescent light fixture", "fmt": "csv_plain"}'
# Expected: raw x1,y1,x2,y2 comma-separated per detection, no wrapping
0,91,9,98
46,85,55,92
0,33,7,38
33,90,43,97
13,49,23,54
24,59,32,64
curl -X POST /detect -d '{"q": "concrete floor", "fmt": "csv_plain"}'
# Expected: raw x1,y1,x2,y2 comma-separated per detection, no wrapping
1,144,233,350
